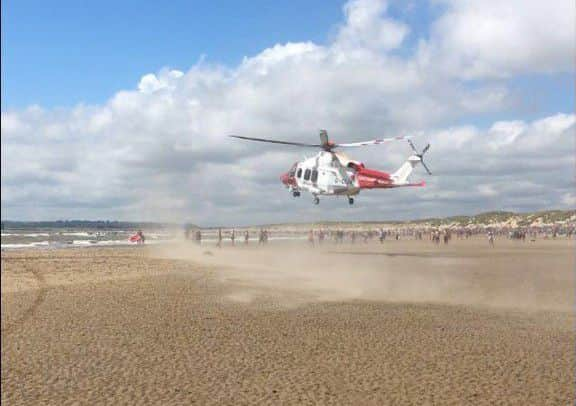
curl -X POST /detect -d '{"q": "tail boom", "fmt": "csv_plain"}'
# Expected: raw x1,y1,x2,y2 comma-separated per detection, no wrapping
356,150,429,189
355,166,425,189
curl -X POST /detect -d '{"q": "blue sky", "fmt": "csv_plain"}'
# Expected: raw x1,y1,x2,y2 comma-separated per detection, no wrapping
2,0,345,108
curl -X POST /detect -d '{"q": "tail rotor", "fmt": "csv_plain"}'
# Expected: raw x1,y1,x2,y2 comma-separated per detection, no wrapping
407,140,432,175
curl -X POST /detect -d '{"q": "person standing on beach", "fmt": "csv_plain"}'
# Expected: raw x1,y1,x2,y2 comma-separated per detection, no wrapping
433,230,440,245
217,228,223,248
308,229,315,246
230,229,235,246
244,230,249,244
488,231,495,247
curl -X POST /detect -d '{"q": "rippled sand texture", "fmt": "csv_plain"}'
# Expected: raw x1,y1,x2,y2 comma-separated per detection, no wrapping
2,240,574,405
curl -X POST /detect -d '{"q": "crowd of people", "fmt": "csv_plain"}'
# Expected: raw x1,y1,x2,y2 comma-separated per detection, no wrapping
184,228,271,247
182,223,575,247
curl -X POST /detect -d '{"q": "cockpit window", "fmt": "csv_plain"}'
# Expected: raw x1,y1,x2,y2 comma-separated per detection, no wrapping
304,169,311,180
297,168,302,178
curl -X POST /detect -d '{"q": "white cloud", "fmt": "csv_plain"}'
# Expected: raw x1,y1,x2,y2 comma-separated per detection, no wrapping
562,193,576,207
1,0,574,224
420,0,576,78
487,120,526,149
137,69,184,93
336,0,409,51
477,184,498,197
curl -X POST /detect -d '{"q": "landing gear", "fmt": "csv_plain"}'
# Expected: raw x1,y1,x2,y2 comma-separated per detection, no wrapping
313,196,320,205
348,197,354,205
292,190,301,197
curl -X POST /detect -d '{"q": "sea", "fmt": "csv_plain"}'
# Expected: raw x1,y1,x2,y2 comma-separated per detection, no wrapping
1,228,307,250
0,228,177,250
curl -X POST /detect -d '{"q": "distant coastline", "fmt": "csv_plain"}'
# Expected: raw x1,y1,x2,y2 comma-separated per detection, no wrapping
2,209,574,230
0,220,181,230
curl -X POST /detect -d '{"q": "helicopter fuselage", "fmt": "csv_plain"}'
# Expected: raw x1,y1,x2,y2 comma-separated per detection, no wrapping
281,151,358,196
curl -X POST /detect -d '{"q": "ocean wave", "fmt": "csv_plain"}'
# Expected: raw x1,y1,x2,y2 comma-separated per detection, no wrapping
1,233,51,237
1,241,51,249
1,238,174,250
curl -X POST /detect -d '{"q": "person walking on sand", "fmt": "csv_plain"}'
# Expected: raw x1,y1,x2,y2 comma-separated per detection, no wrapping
230,229,235,246
244,230,249,244
217,228,223,248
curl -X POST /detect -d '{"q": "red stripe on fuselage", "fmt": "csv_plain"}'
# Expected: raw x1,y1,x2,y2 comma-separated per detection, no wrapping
356,167,393,189
358,167,390,180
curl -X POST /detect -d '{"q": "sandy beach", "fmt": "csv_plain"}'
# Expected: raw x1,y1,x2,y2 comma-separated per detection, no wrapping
1,239,574,405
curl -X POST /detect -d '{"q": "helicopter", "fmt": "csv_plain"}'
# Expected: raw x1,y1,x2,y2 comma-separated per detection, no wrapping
230,130,431,205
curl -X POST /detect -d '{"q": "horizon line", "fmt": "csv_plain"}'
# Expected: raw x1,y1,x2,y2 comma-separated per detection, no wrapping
2,208,574,229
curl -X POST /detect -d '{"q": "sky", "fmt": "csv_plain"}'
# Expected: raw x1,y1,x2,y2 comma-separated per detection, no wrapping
1,0,575,226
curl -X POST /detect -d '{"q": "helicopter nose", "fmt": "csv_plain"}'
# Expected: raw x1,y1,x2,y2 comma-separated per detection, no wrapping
280,172,291,185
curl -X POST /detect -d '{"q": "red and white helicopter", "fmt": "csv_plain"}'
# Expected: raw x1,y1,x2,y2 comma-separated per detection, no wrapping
230,130,431,205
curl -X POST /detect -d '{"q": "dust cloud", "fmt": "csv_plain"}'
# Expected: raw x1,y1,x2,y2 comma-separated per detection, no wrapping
152,238,575,312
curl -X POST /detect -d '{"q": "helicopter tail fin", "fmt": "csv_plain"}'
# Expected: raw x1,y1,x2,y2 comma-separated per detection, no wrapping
391,141,431,185
391,155,422,185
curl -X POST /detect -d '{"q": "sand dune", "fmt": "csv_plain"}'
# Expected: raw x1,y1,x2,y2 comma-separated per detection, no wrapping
2,239,574,405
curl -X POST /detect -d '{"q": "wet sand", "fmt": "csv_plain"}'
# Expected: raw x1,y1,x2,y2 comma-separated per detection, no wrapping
1,239,574,405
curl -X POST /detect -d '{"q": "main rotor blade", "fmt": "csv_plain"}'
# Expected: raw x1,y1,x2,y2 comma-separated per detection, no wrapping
422,144,430,155
229,135,321,148
407,139,418,153
335,135,410,148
